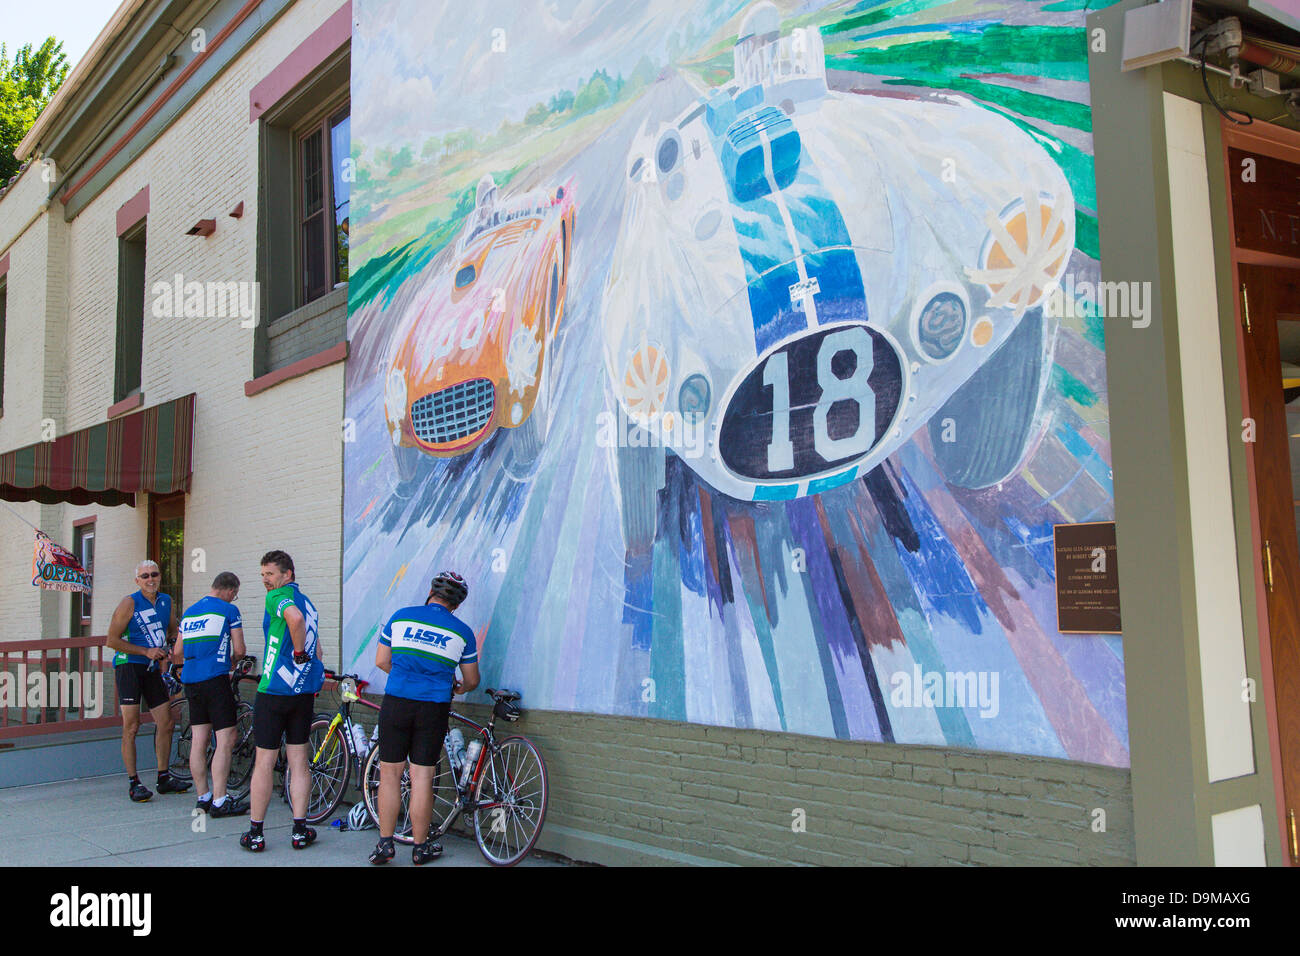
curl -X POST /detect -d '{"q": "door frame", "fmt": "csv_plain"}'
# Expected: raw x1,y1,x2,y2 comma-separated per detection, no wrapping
147,492,186,612
1222,118,1300,864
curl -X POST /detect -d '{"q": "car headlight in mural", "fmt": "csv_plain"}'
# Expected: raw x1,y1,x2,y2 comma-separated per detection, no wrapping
600,6,1073,554
678,373,711,425
383,175,576,482
913,288,968,363
506,324,542,395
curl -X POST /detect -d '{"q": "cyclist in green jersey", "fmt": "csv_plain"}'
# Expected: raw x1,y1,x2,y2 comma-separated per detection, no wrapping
239,550,324,852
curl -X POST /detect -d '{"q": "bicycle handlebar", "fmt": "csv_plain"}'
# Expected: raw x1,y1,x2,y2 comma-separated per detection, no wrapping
324,669,371,691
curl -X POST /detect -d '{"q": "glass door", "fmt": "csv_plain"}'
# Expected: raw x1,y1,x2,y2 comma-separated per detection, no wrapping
149,495,185,616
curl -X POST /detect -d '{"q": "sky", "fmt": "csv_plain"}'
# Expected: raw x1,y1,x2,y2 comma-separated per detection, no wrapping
352,0,752,152
2,0,124,66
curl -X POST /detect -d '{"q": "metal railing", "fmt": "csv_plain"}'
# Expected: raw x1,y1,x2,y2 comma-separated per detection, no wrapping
0,636,135,740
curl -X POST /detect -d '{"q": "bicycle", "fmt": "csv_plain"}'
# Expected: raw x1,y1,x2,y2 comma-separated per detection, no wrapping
282,668,383,825
361,687,548,866
170,656,259,794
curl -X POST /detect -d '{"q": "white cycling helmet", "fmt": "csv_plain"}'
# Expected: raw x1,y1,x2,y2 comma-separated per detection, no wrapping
347,801,376,831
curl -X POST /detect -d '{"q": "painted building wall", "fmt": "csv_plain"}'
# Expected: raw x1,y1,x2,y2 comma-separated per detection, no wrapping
344,0,1125,764
0,163,68,639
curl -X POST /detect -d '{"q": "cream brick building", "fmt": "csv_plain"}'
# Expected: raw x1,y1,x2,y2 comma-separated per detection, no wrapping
0,0,352,661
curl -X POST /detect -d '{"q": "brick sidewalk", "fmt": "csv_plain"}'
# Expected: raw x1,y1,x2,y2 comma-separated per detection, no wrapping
0,775,564,867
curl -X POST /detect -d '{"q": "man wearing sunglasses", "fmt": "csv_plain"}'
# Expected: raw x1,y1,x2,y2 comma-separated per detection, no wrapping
106,560,190,803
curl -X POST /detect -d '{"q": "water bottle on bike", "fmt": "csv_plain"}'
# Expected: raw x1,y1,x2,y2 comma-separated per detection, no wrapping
459,737,483,788
445,728,466,774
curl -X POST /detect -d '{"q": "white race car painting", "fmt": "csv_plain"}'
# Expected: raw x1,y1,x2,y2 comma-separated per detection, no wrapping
602,2,1074,554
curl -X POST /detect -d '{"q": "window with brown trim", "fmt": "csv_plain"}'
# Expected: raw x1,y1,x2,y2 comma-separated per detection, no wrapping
256,53,350,380
115,222,147,403
295,100,350,306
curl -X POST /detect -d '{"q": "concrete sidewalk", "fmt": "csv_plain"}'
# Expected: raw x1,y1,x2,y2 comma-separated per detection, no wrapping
0,775,564,867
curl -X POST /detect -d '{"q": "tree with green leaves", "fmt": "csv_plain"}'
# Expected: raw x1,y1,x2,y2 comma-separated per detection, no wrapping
0,38,69,183
573,70,612,115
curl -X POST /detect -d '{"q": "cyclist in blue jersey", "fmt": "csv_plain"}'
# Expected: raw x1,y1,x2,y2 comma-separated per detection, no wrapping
174,571,248,817
369,570,479,865
240,550,325,852
105,560,189,802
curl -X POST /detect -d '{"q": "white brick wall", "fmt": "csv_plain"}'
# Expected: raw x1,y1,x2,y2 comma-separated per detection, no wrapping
0,0,348,662
0,164,59,453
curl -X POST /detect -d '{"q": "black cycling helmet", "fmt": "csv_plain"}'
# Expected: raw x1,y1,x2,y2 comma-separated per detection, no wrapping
427,570,468,608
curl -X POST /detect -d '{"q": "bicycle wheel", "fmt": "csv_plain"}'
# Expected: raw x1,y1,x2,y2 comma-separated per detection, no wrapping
285,716,350,824
363,745,460,844
308,716,351,824
473,736,548,866
363,746,410,842
224,702,256,798
169,697,194,781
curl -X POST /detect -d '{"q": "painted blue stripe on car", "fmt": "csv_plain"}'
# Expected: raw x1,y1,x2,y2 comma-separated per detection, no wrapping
704,103,868,355
753,483,800,501
807,467,860,496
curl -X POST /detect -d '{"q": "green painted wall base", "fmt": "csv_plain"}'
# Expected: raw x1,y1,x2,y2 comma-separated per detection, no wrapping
457,704,1136,866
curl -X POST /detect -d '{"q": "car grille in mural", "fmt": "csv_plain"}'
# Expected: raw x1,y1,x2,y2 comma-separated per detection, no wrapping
410,379,495,445
345,0,1126,767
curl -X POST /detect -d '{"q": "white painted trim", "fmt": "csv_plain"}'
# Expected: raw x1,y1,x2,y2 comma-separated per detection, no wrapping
1163,91,1256,783
1211,804,1267,866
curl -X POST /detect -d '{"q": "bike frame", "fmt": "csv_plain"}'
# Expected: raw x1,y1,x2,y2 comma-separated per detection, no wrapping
430,708,512,837
312,678,381,791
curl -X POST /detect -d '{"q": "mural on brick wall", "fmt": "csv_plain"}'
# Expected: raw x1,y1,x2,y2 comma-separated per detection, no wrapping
344,0,1126,764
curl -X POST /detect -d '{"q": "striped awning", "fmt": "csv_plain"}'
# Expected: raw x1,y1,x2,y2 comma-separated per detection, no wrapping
0,394,195,507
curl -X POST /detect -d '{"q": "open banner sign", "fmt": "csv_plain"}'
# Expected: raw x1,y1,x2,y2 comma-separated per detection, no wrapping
31,530,92,594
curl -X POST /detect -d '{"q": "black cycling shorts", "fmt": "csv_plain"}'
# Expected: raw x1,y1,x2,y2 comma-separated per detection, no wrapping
185,675,237,732
115,662,170,710
252,691,314,749
378,695,450,767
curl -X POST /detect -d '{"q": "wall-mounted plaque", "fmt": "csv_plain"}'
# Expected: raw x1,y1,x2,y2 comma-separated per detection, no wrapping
1053,521,1122,634
1228,147,1300,260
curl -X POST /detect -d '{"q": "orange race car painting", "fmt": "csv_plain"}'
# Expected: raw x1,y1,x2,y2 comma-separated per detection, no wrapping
383,174,576,481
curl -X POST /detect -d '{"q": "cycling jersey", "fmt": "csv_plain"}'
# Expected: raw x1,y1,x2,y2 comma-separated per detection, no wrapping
379,603,477,703
112,591,172,666
178,595,243,684
259,582,324,696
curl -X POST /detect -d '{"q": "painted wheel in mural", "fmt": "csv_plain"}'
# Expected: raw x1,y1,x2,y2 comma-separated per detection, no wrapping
927,307,1057,489
390,438,424,485
614,434,667,557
